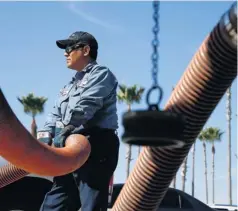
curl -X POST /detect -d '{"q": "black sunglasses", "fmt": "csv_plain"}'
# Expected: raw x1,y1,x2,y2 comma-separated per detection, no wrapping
65,43,86,54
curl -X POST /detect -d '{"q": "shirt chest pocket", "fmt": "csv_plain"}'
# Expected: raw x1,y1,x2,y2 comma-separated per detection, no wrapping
58,84,75,105
57,85,74,118
71,85,84,98
71,77,89,97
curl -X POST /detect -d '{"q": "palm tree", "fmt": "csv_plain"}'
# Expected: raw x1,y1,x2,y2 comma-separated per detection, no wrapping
191,142,196,197
117,84,145,179
198,127,223,204
226,86,232,205
138,145,141,156
18,93,47,138
207,127,224,204
181,156,188,192
198,129,210,204
171,86,177,189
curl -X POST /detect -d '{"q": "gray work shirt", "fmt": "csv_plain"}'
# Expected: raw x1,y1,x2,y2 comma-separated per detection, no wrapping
40,61,118,137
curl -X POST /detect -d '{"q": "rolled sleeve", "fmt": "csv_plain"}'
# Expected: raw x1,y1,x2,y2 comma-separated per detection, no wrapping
39,100,61,137
63,66,117,127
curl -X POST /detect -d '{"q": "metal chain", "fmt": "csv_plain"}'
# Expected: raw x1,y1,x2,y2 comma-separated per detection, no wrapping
151,0,160,86
146,0,162,110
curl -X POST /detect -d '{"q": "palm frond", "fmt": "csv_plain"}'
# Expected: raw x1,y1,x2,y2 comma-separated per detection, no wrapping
198,127,224,143
117,84,145,106
18,93,48,117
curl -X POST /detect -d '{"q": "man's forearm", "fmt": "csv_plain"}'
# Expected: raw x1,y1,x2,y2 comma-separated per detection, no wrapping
39,112,61,137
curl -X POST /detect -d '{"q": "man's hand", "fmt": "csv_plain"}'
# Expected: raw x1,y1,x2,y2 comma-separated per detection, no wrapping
53,122,75,148
37,131,53,145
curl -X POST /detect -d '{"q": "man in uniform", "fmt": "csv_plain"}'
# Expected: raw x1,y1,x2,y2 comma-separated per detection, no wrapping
37,31,119,211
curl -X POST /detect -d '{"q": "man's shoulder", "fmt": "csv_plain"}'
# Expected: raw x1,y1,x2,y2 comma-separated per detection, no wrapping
90,63,117,81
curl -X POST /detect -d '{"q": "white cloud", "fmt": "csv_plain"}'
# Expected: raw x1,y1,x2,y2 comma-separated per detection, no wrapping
67,2,124,33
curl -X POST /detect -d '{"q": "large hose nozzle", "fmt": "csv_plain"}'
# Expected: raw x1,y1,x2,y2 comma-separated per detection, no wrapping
0,88,91,177
219,1,237,48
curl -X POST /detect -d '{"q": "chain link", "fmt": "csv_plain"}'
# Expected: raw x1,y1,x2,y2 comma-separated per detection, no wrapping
146,0,163,109
151,0,160,86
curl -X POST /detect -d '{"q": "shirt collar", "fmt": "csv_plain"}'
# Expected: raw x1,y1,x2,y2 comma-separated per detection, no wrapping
73,61,97,81
81,60,97,72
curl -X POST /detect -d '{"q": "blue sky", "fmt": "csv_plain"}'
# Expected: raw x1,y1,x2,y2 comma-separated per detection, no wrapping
0,0,237,206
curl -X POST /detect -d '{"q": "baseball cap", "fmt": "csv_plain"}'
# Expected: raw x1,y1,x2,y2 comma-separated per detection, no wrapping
56,31,98,50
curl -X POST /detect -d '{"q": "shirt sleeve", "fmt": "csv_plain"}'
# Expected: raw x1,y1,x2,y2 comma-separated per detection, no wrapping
39,100,61,137
62,66,118,127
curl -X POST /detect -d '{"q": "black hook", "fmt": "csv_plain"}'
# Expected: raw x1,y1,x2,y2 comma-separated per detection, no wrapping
146,85,163,111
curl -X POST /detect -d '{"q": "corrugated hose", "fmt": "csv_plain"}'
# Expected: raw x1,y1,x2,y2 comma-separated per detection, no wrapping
112,2,237,211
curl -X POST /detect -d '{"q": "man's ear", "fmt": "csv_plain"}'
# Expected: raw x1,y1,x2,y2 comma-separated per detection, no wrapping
83,45,90,57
